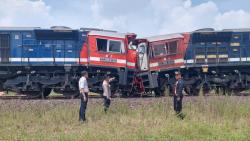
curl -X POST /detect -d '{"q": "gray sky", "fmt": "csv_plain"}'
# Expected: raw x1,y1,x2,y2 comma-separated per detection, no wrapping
1,0,250,37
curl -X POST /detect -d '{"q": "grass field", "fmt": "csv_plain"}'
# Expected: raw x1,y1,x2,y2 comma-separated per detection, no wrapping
0,96,250,141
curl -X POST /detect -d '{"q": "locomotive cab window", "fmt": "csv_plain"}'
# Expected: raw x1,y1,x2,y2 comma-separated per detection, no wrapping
168,41,178,54
152,44,167,57
108,40,122,53
97,38,108,52
96,38,124,53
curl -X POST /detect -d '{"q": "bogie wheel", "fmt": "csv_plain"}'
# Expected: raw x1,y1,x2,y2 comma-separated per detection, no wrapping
0,82,4,91
121,91,130,97
193,89,200,96
63,91,80,99
42,88,52,98
162,85,171,96
202,84,210,96
23,91,42,99
154,88,161,97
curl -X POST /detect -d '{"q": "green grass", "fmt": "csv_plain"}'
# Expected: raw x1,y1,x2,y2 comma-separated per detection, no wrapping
0,97,250,141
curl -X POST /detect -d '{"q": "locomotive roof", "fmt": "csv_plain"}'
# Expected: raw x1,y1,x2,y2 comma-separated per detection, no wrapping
193,28,250,33
88,30,133,38
222,28,250,32
146,33,184,42
0,27,41,31
0,27,79,32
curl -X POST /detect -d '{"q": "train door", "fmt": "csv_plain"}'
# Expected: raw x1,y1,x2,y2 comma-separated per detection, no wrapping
11,33,23,64
0,34,10,63
41,40,53,65
65,40,77,64
54,40,65,64
22,32,37,64
229,34,241,62
137,42,149,71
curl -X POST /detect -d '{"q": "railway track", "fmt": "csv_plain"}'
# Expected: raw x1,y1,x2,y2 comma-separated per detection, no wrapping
1,93,250,100
0,95,103,100
0,93,250,100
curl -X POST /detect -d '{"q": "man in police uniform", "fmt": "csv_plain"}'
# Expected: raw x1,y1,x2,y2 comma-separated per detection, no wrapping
173,71,185,119
79,71,89,122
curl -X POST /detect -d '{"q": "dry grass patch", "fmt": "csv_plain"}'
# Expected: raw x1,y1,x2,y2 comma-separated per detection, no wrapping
0,97,249,141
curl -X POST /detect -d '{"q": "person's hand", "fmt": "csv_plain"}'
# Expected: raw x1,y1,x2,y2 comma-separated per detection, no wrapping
80,89,84,94
83,96,87,102
182,90,188,96
110,77,115,82
82,93,87,102
177,97,181,101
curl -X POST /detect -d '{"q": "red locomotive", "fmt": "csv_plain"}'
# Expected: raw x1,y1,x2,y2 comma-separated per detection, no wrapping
130,33,190,96
134,28,250,96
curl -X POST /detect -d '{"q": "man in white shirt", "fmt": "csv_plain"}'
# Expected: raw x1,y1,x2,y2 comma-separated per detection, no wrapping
102,75,115,113
79,71,89,122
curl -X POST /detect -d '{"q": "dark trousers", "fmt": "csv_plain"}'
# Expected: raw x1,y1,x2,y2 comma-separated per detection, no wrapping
79,93,88,121
103,96,111,113
173,95,183,114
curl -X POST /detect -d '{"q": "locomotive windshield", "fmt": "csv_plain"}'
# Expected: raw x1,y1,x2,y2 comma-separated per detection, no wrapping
109,40,122,53
152,44,167,56
96,38,125,53
152,40,178,57
168,41,178,54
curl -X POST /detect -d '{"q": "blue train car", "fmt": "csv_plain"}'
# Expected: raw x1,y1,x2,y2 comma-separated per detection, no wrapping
183,28,250,95
0,26,88,97
0,26,85,65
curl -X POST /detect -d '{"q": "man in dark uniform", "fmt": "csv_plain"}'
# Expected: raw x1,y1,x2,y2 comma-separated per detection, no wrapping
173,71,185,119
79,71,89,122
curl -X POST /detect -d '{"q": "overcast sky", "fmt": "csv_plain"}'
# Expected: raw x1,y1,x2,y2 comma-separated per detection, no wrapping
0,0,250,37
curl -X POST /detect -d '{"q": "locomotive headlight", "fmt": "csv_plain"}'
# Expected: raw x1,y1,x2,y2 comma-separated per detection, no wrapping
16,71,22,74
202,65,208,73
234,70,239,74
165,74,169,78
31,71,36,74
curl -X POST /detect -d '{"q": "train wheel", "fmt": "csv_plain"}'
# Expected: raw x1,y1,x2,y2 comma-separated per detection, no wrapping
202,83,210,95
63,91,80,99
21,84,43,98
154,88,161,97
42,88,52,98
190,88,200,96
23,91,42,99
162,85,171,96
0,82,4,91
121,91,129,97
